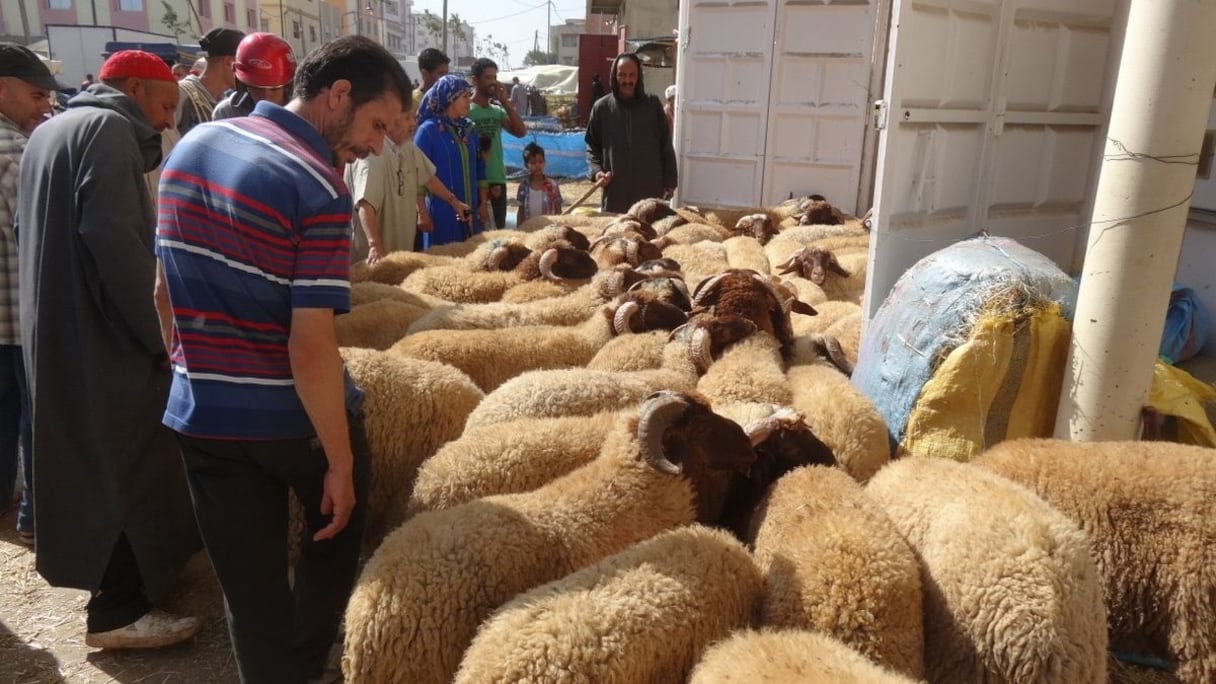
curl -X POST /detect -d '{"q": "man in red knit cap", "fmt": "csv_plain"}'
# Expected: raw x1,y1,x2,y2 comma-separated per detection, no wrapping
18,49,201,650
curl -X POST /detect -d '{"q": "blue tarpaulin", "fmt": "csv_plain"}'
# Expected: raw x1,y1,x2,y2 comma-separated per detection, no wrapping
502,129,589,180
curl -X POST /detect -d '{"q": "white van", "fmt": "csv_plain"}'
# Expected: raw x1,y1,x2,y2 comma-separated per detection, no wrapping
398,57,422,88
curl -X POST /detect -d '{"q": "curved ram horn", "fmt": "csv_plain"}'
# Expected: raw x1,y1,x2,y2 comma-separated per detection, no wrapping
613,300,641,335
638,391,688,475
691,271,730,307
538,248,560,281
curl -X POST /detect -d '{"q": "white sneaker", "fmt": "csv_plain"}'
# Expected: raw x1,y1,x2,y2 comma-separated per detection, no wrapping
85,609,201,649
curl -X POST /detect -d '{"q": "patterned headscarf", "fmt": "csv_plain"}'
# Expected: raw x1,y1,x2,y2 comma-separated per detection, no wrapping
418,74,474,139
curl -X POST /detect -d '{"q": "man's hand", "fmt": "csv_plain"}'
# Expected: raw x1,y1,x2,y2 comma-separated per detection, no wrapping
492,82,509,103
663,187,676,200
314,465,356,541
595,171,613,187
365,244,382,266
418,207,434,233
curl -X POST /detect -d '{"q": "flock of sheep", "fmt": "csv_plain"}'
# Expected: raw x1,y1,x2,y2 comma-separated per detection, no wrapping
323,195,1213,683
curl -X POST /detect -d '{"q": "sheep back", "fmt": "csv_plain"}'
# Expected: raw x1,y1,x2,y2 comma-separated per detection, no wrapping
786,363,889,482
688,629,921,683
723,235,772,275
865,457,1107,684
587,329,670,371
343,411,704,684
406,411,618,517
340,348,484,543
335,299,429,350
976,438,1216,684
454,525,761,684
697,330,792,407
751,466,923,677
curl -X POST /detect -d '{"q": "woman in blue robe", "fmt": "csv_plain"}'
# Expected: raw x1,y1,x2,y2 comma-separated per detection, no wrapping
414,75,487,248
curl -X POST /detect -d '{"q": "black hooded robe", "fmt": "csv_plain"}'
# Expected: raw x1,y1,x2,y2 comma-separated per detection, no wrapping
585,63,678,214
17,85,200,598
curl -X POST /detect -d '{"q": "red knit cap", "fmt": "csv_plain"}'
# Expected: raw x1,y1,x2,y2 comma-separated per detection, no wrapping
99,50,176,83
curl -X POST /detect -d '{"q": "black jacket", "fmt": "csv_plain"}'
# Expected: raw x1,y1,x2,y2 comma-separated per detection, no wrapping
585,93,678,213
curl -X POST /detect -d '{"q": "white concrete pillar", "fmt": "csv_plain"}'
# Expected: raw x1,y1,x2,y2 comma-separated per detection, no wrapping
1054,0,1216,441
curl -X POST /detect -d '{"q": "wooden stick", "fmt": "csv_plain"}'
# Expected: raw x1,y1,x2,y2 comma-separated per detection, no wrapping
563,177,607,215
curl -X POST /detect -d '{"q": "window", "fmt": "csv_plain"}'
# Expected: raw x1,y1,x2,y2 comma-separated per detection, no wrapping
117,0,142,10
47,0,72,8
309,25,317,42
561,34,578,48
292,20,301,38
260,18,269,31
223,2,234,22
198,0,209,17
247,8,255,27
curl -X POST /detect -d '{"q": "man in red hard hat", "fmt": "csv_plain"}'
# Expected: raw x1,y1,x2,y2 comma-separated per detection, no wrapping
213,32,296,120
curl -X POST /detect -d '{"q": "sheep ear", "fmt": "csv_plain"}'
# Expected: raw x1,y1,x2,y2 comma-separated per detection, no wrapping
829,258,851,278
790,300,818,316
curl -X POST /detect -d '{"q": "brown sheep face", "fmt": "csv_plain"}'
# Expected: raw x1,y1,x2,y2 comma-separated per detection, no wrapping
733,214,778,245
537,247,599,281
797,198,843,226
626,197,677,225
637,391,757,525
483,242,534,272
724,408,838,541
555,226,591,251
779,247,850,285
611,291,690,334
692,269,794,352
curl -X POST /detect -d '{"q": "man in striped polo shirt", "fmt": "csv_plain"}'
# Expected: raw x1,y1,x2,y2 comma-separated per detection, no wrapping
154,36,409,683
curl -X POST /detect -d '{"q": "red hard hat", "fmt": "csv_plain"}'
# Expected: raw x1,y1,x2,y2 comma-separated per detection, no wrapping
234,32,296,89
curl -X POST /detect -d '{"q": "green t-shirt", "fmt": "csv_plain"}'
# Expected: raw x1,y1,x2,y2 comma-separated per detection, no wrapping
468,102,508,184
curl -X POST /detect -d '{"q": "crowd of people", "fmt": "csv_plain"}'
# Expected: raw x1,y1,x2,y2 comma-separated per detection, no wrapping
0,29,678,684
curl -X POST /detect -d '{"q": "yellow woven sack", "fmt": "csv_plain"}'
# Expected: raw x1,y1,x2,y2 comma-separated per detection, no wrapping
1145,360,1216,447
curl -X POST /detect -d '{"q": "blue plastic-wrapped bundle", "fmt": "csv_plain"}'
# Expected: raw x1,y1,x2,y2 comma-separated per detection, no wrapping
1160,283,1211,364
851,237,1078,456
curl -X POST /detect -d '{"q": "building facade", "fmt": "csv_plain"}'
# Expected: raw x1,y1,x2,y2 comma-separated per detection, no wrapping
550,18,584,66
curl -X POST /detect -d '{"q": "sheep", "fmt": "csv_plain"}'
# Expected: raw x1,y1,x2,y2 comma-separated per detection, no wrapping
731,213,781,245
749,466,924,677
453,525,762,684
334,298,430,350
786,356,889,482
661,241,732,288
391,290,688,392
688,629,921,683
589,233,664,268
723,235,772,275
789,299,860,338
401,243,598,303
406,411,619,517
697,328,792,407
341,390,759,684
704,206,784,232
337,348,485,545
976,439,1216,684
495,276,581,303
586,328,671,371
599,216,658,241
796,196,845,225
348,280,444,309
462,314,753,429
626,196,679,226
405,263,647,333
824,309,863,368
516,211,618,234
655,221,732,246
865,457,1108,683
714,404,838,539
776,221,868,246
692,268,816,357
350,250,457,285
775,245,867,302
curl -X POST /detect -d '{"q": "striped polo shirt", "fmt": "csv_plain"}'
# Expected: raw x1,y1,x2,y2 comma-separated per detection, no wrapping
156,101,361,440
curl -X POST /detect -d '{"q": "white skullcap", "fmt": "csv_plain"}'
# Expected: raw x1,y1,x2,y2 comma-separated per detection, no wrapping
665,85,677,100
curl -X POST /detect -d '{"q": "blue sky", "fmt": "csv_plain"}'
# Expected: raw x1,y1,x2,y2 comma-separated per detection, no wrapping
411,0,587,69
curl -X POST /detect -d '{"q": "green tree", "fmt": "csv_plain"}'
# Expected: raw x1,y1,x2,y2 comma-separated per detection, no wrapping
161,1,194,41
420,10,471,61
523,49,557,66
476,34,510,68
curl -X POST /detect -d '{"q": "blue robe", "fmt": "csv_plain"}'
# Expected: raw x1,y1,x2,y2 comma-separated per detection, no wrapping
414,119,485,248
